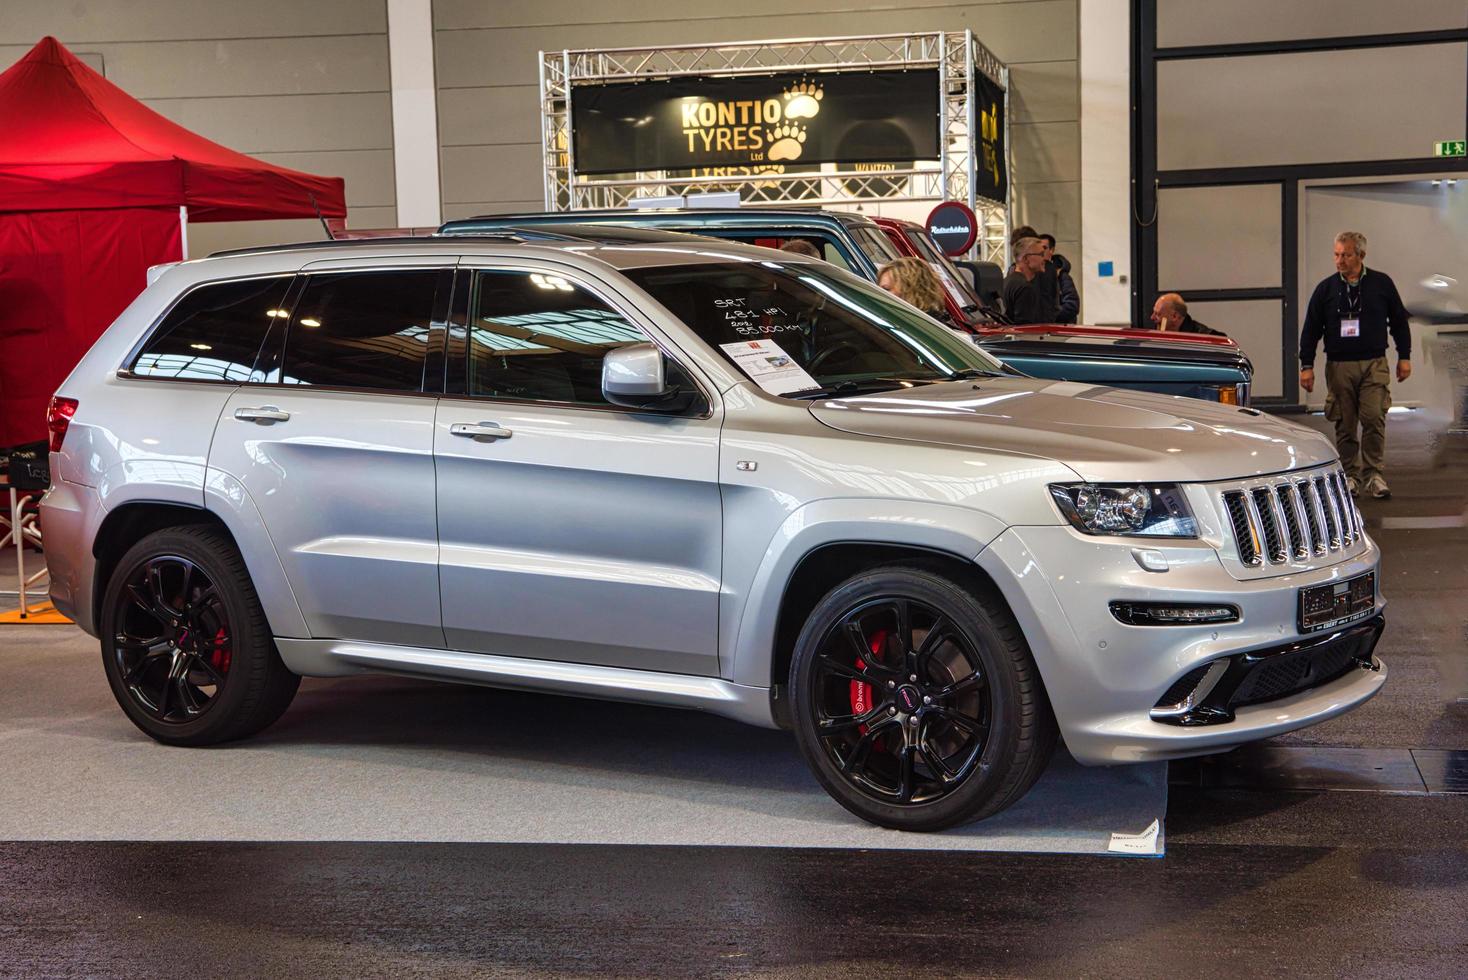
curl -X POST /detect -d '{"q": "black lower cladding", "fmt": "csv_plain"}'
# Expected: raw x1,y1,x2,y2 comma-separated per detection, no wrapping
1154,615,1384,726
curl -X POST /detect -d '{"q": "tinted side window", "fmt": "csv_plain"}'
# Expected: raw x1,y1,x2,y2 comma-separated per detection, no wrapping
467,270,653,406
132,277,290,381
281,271,438,391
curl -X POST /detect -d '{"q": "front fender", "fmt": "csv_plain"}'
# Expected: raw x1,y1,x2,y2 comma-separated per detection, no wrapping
726,497,1010,690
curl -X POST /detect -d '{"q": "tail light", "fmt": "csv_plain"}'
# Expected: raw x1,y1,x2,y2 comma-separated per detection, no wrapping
47,396,79,453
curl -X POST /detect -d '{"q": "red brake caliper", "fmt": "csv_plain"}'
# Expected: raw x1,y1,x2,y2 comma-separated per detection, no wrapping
209,627,231,675
849,629,886,734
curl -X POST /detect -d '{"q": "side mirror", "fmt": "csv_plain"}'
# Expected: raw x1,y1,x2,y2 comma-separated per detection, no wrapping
602,343,699,413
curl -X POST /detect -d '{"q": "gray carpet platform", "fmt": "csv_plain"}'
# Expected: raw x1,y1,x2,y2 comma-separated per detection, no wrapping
0,624,1165,855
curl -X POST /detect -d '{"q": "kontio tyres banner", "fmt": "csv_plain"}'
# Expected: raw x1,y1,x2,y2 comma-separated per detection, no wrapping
570,70,941,176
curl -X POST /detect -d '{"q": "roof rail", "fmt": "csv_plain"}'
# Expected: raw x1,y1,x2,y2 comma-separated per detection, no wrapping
206,232,526,259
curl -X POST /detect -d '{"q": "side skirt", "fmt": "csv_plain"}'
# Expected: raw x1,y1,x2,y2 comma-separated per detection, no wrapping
274,638,779,729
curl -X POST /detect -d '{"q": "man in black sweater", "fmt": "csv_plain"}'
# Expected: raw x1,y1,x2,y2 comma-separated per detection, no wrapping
1298,231,1411,499
1002,236,1050,324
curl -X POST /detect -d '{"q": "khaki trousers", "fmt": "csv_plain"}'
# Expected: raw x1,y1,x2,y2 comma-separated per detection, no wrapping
1324,357,1391,485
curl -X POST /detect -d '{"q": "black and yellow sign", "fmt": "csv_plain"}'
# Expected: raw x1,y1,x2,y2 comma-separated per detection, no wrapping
570,70,941,176
974,71,1007,201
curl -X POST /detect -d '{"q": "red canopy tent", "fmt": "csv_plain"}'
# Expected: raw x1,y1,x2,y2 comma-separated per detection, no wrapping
0,36,348,446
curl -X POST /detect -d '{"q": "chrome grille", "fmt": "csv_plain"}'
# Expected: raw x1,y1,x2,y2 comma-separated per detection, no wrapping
1219,466,1362,568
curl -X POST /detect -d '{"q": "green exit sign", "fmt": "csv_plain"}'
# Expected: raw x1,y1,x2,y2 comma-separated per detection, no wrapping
1435,140,1466,157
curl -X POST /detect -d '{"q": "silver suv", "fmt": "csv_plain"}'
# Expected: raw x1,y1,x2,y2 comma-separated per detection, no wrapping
41,236,1387,831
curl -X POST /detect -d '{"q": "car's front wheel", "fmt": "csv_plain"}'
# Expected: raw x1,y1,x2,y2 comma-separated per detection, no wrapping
789,565,1056,831
100,526,299,746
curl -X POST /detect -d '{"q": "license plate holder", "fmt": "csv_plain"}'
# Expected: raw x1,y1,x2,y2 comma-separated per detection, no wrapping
1298,571,1376,633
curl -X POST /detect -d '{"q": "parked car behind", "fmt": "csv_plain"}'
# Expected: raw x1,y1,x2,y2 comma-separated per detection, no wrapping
43,235,1383,831
439,210,1254,405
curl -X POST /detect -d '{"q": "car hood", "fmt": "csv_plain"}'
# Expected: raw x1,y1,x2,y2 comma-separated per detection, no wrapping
990,324,1237,347
807,378,1335,483
975,332,1252,371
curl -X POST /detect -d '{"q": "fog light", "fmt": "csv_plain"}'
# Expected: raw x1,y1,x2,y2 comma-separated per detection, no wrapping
1109,602,1240,626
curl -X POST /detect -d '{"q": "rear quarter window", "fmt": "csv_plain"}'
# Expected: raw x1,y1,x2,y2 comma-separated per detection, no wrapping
130,276,292,382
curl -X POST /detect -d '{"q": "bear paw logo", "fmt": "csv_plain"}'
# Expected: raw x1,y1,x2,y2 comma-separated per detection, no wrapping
766,122,808,161
782,79,824,120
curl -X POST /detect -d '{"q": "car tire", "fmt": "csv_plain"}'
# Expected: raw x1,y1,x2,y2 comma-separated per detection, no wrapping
100,525,300,746
789,565,1057,831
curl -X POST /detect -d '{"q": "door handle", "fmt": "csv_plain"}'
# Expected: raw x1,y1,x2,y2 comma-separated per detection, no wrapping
450,421,514,441
234,406,291,424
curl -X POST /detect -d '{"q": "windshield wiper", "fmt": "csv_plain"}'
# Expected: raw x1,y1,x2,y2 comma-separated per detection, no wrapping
788,378,911,400
942,368,1003,380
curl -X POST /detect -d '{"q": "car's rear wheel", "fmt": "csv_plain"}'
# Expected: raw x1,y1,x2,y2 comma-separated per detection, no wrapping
789,565,1056,831
100,526,299,746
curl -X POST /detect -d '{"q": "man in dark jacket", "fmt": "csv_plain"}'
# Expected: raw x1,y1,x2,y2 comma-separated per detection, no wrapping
1150,293,1226,336
1009,225,1057,322
1040,234,1079,324
1002,236,1050,324
1299,230,1411,499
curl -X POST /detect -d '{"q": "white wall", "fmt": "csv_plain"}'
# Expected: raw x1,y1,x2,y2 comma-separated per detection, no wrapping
1079,0,1131,324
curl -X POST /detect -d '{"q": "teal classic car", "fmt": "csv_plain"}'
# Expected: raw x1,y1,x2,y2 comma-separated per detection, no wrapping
438,210,1254,405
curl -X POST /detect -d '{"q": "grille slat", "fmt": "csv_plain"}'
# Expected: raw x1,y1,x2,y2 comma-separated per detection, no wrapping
1302,479,1328,555
1317,476,1342,550
1223,490,1260,566
1276,483,1307,559
1250,487,1286,563
1335,472,1358,543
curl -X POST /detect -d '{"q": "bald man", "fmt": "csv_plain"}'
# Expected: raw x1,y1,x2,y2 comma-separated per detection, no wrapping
1150,293,1225,337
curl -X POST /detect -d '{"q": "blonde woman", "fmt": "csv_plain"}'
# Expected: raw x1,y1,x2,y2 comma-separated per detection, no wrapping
877,256,951,324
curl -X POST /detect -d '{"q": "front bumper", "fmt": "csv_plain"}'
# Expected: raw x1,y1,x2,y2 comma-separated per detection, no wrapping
977,524,1386,764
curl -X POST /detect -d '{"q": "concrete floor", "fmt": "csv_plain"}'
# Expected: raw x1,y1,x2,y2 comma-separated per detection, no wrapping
2,343,1465,976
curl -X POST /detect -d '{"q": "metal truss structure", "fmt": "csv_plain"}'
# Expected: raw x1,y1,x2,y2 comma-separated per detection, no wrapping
538,32,1011,262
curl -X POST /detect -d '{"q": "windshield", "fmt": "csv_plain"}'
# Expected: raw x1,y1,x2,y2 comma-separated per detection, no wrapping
623,260,1006,398
904,228,984,311
850,224,903,266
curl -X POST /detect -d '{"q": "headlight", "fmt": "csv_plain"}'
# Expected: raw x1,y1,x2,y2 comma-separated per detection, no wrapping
1049,483,1198,537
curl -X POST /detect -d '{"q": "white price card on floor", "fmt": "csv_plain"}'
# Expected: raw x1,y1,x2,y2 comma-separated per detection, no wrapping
719,339,820,396
1107,817,1161,855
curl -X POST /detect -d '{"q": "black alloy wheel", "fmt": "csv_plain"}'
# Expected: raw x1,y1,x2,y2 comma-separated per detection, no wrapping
101,526,299,746
790,566,1056,831
112,554,233,723
809,596,990,805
